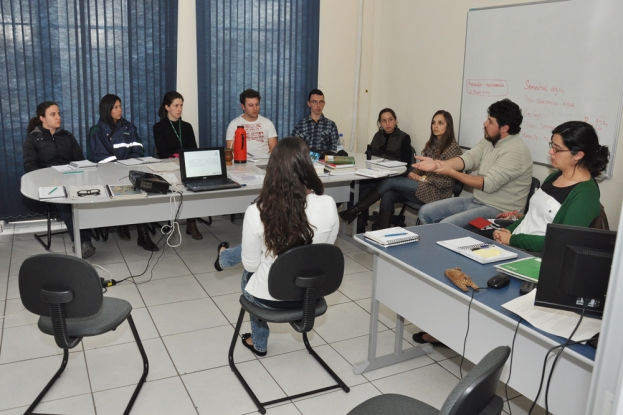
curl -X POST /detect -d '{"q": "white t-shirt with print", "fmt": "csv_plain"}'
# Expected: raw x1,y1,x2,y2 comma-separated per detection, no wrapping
226,114,278,155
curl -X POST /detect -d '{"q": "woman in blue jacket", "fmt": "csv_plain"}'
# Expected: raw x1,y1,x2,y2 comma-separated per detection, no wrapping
89,94,157,251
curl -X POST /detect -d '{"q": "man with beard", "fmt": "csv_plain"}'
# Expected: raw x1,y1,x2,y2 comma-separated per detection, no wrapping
413,99,532,227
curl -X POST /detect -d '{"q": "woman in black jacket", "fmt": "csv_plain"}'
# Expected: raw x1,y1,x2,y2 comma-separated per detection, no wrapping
153,91,203,239
90,94,158,251
23,101,96,259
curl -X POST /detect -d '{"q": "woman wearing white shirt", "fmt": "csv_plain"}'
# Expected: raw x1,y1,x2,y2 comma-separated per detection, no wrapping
238,137,339,356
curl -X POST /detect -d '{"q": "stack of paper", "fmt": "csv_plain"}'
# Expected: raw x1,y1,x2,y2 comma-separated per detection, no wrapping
147,162,179,172
502,290,601,341
115,157,162,166
69,160,98,169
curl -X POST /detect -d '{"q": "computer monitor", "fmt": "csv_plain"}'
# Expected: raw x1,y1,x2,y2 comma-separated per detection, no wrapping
535,223,617,317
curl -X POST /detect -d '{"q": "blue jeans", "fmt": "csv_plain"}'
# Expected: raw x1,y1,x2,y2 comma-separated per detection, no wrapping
241,270,275,352
375,176,423,211
219,244,242,268
417,196,502,228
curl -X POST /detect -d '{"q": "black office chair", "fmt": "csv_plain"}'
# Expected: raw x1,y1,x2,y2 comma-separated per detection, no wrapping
228,244,350,414
347,346,510,415
523,176,541,214
18,253,149,415
395,179,465,227
33,204,69,250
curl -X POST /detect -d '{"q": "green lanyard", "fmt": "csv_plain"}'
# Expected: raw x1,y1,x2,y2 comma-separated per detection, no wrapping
169,119,182,147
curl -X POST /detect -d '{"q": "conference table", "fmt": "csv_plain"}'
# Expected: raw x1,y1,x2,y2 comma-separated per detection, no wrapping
20,153,378,257
353,223,596,415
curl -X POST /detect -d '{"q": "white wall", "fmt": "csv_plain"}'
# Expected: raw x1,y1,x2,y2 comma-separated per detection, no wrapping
318,0,623,228
177,0,623,228
177,0,199,144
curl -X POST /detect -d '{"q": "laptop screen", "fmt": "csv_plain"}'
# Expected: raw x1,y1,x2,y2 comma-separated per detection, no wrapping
180,147,226,181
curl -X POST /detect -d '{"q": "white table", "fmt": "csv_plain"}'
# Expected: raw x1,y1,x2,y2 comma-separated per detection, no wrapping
354,223,595,415
21,154,381,257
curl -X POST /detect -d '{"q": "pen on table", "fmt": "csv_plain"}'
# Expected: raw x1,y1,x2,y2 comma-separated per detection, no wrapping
384,232,407,237
62,170,83,174
48,187,58,195
472,244,492,251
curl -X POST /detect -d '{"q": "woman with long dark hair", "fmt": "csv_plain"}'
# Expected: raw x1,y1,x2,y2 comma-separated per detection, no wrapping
339,110,462,229
153,91,202,239
23,101,96,258
235,137,339,356
89,94,157,251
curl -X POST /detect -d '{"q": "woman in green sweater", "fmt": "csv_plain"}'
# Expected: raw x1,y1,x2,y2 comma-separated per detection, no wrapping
493,121,609,252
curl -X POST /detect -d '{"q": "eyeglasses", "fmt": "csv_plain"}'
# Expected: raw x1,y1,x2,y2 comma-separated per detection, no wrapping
548,142,571,154
77,189,101,197
309,100,325,105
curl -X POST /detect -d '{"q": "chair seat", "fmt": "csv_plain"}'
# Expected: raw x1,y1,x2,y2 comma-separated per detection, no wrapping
239,296,328,324
404,200,424,210
38,297,132,338
348,393,438,415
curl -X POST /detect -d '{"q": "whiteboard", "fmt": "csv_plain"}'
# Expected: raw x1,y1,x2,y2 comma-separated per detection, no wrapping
458,0,623,177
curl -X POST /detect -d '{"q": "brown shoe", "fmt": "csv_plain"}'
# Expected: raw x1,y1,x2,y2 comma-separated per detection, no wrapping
186,218,203,240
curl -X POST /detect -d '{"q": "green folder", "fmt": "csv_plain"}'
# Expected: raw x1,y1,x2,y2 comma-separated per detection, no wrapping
495,257,541,283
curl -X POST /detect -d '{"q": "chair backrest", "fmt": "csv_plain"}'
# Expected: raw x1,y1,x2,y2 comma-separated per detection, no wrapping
590,204,609,230
524,177,541,214
19,253,103,319
268,244,344,301
440,346,510,415
85,125,97,161
406,146,417,174
452,180,464,198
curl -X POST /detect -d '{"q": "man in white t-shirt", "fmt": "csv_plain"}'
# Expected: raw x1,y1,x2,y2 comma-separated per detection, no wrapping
226,89,278,155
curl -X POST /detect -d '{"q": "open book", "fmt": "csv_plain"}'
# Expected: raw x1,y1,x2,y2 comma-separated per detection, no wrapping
437,237,517,264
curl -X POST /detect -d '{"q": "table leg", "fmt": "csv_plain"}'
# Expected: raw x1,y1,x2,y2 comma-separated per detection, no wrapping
353,254,433,375
340,180,360,239
72,205,82,258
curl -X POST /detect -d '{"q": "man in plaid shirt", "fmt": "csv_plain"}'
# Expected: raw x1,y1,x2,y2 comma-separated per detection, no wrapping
291,89,339,151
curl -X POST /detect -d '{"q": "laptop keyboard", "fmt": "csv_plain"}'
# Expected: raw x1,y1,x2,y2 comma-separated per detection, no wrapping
186,178,234,189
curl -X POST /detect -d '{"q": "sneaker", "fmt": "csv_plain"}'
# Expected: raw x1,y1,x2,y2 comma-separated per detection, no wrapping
72,241,96,259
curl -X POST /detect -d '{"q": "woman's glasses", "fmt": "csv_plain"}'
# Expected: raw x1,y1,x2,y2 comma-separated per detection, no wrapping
77,189,101,197
548,142,571,154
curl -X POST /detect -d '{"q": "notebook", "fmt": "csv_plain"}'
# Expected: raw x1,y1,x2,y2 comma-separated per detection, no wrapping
38,186,67,200
364,227,419,247
436,236,517,264
495,257,541,283
179,147,241,192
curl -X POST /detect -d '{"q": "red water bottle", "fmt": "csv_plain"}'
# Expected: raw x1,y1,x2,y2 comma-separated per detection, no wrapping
234,125,247,164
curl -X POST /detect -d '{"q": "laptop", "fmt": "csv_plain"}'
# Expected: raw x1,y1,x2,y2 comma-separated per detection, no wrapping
179,147,241,192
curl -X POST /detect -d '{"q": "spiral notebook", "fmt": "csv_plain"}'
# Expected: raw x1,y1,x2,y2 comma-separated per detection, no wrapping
436,236,517,264
364,227,419,247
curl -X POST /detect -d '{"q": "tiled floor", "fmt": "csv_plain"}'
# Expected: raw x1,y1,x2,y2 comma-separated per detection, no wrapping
0,217,545,414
